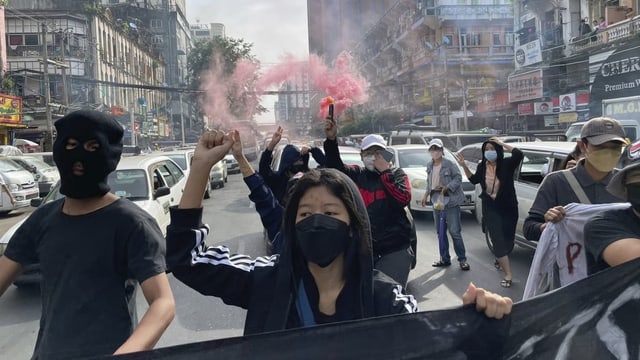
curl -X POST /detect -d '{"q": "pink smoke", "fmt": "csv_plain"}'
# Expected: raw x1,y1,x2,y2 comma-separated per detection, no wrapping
200,51,368,128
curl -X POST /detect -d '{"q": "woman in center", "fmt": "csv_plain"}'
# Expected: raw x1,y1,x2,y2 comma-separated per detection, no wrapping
167,130,513,335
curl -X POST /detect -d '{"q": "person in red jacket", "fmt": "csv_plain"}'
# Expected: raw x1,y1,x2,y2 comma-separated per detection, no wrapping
323,118,413,288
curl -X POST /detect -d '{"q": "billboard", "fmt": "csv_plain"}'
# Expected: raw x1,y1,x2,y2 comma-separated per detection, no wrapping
508,69,543,103
514,40,543,69
0,94,22,124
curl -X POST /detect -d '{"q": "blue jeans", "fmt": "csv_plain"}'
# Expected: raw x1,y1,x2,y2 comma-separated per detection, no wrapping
432,206,467,262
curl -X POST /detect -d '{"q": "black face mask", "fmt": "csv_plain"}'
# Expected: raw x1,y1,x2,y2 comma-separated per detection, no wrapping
295,214,351,268
53,111,123,199
626,183,640,212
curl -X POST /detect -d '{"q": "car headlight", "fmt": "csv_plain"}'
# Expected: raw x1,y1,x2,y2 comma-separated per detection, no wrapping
8,184,19,192
411,178,427,190
0,243,7,256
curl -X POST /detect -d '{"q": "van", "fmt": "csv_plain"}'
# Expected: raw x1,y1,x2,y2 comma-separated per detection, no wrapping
387,128,458,150
0,157,39,214
565,119,640,142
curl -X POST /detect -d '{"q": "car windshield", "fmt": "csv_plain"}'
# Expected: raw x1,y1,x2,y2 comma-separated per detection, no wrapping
0,158,25,172
107,170,149,200
16,157,53,170
565,124,583,142
167,155,188,170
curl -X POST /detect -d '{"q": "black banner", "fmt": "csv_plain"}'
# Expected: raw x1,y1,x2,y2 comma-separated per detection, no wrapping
101,259,640,360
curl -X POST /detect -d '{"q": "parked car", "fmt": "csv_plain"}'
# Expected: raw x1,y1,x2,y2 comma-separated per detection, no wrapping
0,145,23,156
455,137,525,172
210,160,228,188
0,157,39,215
0,155,187,286
224,154,240,174
471,141,577,252
26,152,55,167
387,127,458,150
386,145,476,213
163,149,212,198
9,155,60,196
565,119,639,142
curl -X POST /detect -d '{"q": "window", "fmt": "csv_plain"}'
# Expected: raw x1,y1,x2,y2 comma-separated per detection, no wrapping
157,164,177,187
493,33,501,45
153,169,167,190
150,19,162,29
470,33,481,46
8,35,23,46
164,160,184,181
517,151,550,185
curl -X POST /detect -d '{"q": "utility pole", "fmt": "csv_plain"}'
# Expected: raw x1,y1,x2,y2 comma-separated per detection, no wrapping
59,30,69,107
41,23,53,151
179,92,185,145
442,47,450,131
461,62,468,131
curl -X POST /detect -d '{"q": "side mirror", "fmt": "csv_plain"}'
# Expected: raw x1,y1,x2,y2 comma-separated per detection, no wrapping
30,198,42,207
153,186,171,199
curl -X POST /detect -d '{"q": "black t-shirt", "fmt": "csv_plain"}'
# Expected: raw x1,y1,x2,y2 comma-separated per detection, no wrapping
4,198,166,359
585,208,640,274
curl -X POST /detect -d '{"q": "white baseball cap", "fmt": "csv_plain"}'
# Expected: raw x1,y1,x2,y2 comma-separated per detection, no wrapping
428,138,444,149
360,134,387,150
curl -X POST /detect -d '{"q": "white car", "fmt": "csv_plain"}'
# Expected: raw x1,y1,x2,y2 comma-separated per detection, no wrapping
224,154,240,174
163,149,212,198
210,160,228,188
0,155,187,286
386,144,476,213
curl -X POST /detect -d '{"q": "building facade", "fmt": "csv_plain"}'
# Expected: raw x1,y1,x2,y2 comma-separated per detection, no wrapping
509,0,639,131
274,68,312,136
190,22,225,42
352,0,515,131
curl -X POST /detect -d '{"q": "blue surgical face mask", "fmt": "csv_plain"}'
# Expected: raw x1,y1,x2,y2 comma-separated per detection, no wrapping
484,150,498,162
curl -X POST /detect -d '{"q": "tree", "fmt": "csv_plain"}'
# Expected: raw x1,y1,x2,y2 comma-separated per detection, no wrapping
187,37,266,125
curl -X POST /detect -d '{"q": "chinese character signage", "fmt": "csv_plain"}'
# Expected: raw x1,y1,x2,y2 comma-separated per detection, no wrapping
515,39,543,69
508,69,543,102
0,94,22,124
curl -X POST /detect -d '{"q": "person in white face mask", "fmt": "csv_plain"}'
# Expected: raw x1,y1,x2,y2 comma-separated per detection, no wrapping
523,117,628,244
323,119,414,288
421,139,470,271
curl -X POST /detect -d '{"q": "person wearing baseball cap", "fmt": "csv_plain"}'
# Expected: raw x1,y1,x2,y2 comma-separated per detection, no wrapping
422,138,470,271
324,119,414,288
524,116,627,255
585,162,640,274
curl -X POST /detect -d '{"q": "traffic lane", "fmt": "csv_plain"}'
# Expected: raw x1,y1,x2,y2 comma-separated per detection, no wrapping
156,171,258,348
407,210,534,312
0,207,35,237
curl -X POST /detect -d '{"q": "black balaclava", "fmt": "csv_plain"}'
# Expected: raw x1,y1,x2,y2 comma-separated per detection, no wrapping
53,110,124,199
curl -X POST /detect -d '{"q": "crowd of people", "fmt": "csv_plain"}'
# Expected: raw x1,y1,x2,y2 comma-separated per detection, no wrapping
0,109,638,358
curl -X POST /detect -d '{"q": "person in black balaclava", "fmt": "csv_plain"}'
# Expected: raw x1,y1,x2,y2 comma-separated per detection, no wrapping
53,110,124,198
259,126,325,205
0,110,175,359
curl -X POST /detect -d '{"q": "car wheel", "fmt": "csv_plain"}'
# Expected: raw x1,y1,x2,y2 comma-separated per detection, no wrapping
224,175,228,183
219,181,224,188
204,187,210,199
0,210,11,217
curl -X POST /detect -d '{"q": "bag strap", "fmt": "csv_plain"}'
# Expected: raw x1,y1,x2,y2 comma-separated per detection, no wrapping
561,170,591,204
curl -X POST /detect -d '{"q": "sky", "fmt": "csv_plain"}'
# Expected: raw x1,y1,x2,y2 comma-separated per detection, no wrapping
186,1,310,123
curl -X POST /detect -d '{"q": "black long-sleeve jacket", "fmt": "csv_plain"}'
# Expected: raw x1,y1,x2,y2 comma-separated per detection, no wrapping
323,138,412,256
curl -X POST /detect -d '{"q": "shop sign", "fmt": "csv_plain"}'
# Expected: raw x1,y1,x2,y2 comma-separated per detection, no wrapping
544,115,559,126
0,94,22,124
559,93,576,112
559,112,578,123
478,90,513,112
508,69,543,102
518,103,534,115
534,101,553,115
515,39,542,69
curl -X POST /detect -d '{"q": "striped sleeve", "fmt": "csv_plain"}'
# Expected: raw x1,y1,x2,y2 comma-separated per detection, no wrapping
392,284,419,314
380,168,411,206
166,207,277,309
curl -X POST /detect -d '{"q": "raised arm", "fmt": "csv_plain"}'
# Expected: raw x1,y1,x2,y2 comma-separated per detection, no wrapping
258,126,283,181
179,130,233,209
323,119,360,180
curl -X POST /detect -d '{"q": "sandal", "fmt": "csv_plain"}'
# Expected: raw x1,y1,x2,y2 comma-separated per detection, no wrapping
500,278,512,288
459,261,470,271
494,259,502,270
432,260,451,267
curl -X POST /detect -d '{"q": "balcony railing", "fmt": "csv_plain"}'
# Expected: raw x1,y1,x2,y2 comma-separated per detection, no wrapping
436,5,513,21
570,17,640,54
7,45,87,59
